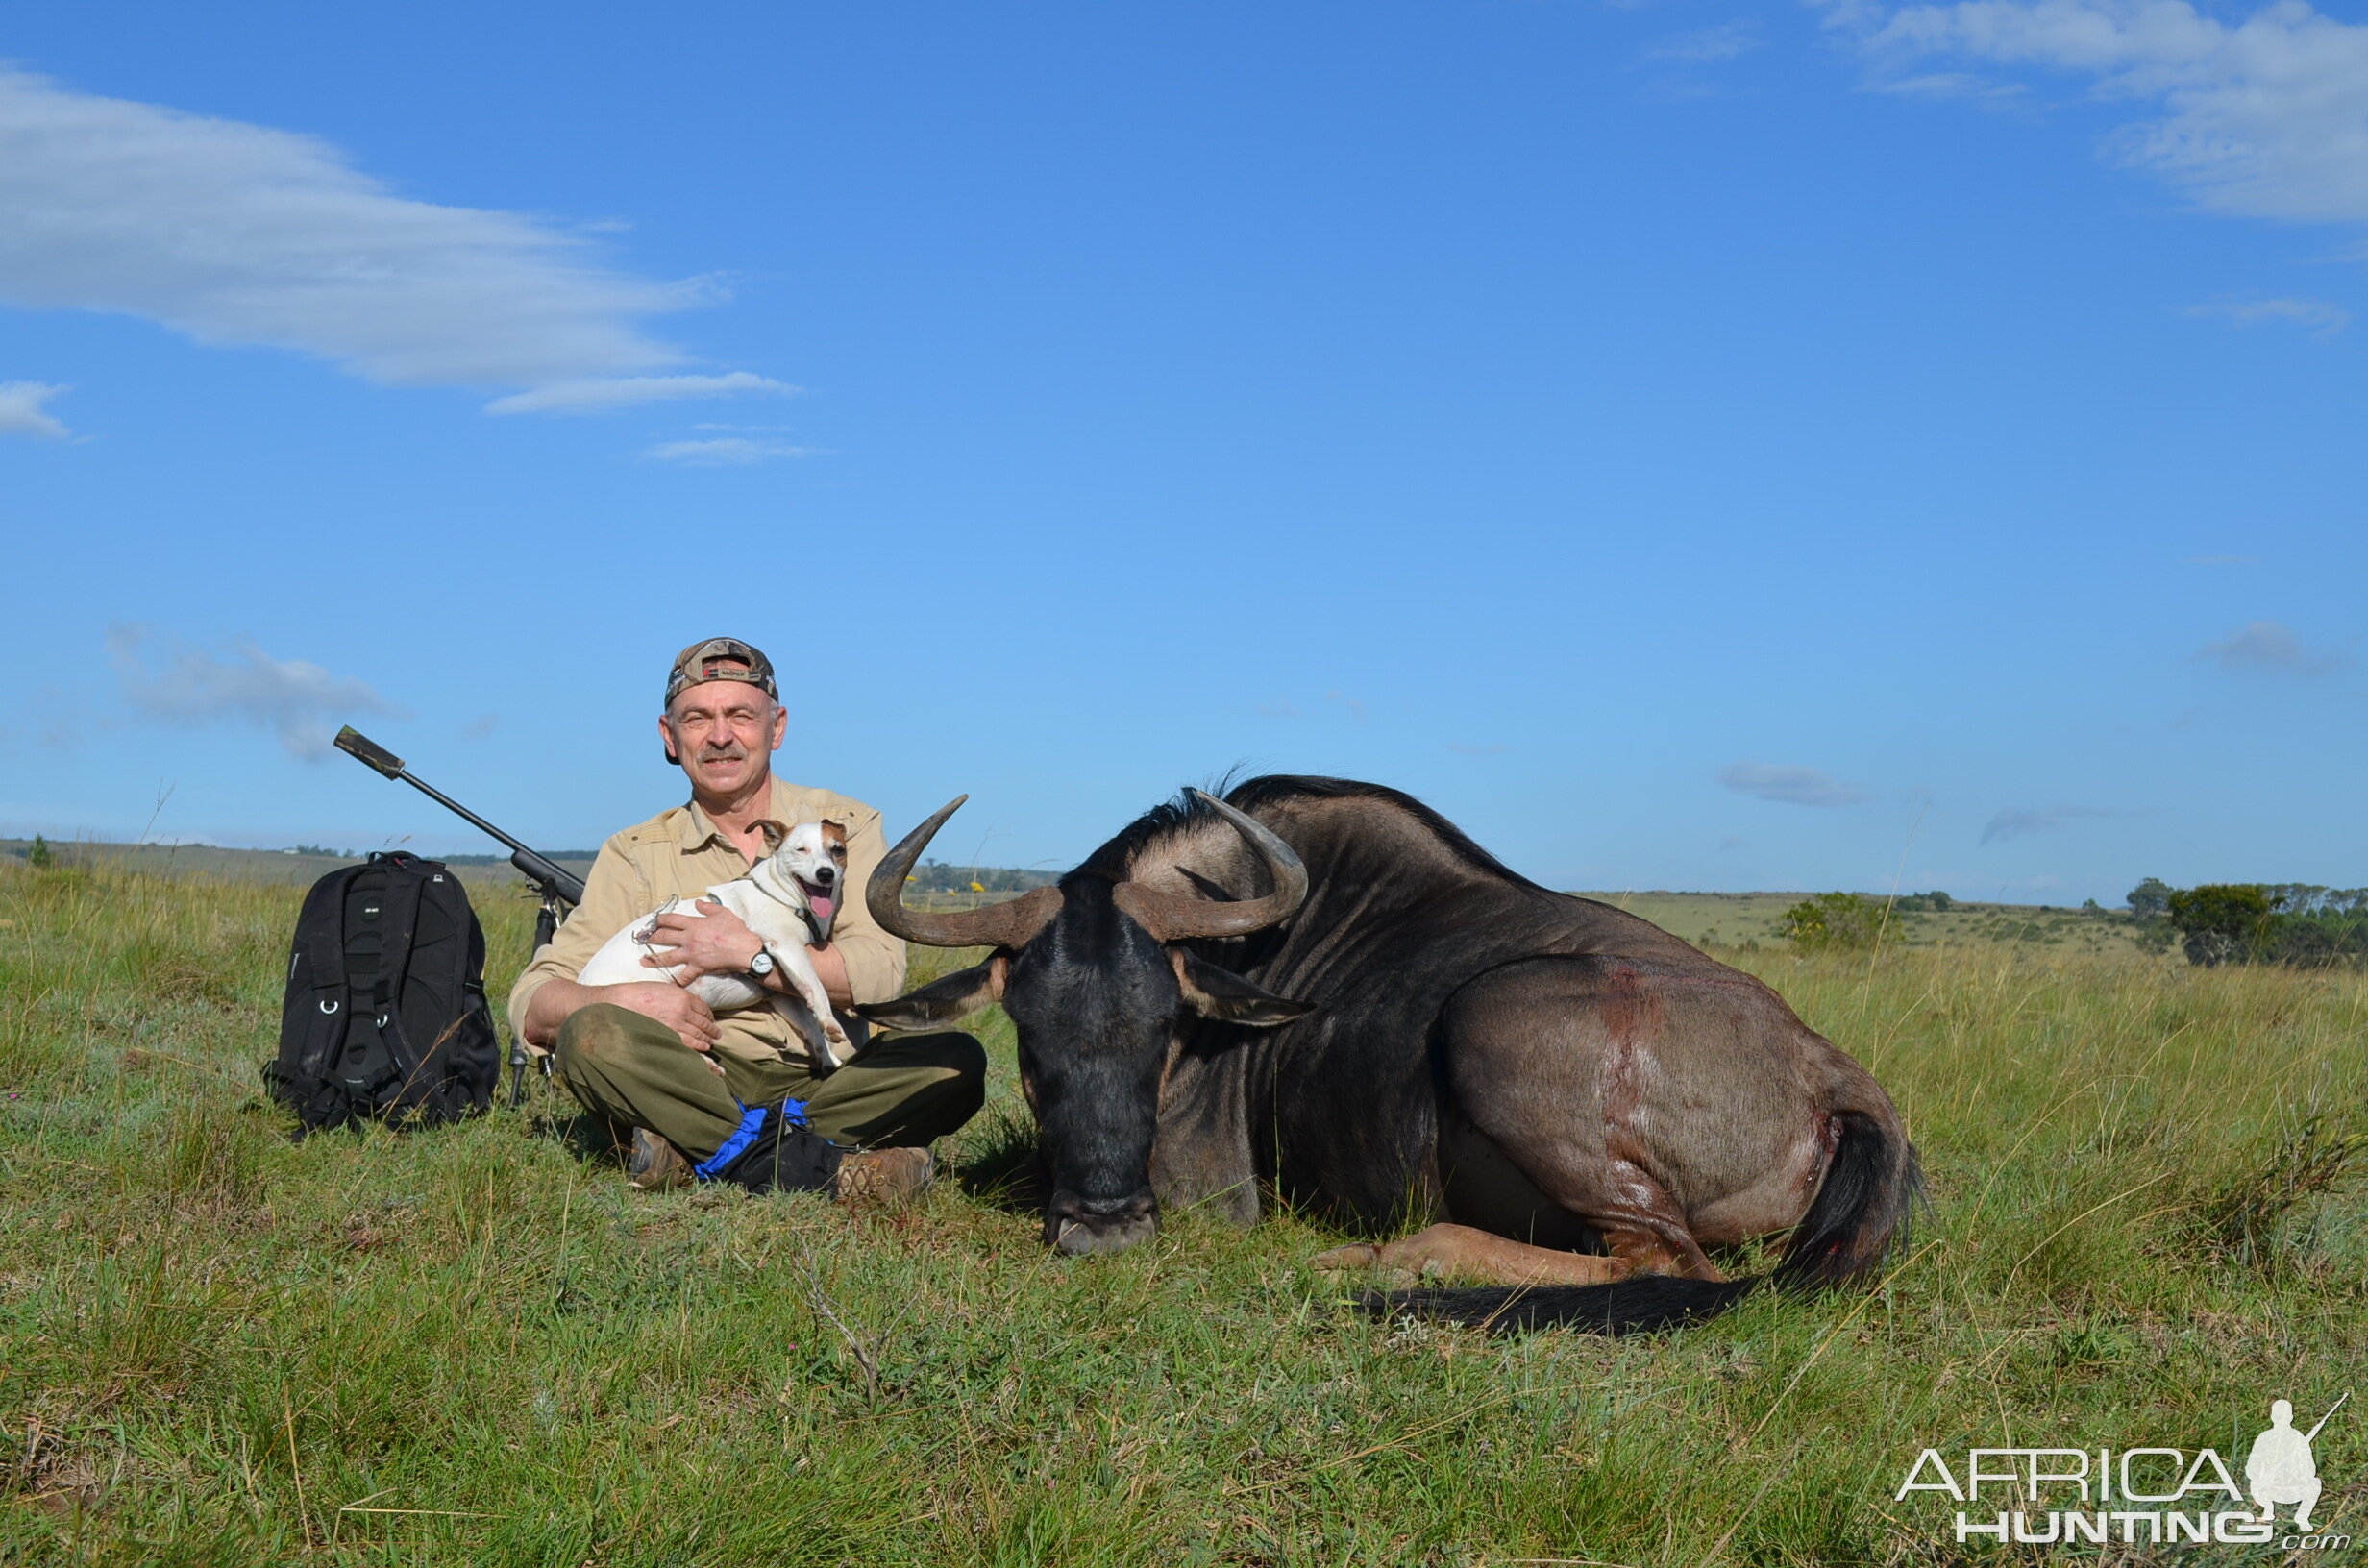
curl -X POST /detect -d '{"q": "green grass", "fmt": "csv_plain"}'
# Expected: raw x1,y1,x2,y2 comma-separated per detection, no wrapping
0,860,2361,1565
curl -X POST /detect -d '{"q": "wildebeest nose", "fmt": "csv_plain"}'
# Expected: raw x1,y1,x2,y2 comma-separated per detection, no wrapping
1044,1188,1160,1254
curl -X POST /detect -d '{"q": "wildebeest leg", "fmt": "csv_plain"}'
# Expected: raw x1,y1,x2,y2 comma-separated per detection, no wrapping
1312,1223,1633,1286
1437,1097,1603,1252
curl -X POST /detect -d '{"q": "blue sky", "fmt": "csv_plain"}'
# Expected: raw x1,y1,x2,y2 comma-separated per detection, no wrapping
3,0,2363,902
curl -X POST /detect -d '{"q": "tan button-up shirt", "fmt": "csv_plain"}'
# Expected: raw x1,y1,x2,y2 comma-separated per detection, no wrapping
507,775,908,1066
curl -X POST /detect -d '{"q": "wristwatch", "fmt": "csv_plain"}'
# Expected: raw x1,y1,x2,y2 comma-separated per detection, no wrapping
748,946,777,979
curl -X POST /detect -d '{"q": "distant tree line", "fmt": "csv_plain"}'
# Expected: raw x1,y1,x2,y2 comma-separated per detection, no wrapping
2129,878,2368,968
904,859,1060,894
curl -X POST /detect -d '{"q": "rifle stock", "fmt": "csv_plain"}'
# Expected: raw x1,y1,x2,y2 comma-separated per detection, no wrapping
509,847,586,909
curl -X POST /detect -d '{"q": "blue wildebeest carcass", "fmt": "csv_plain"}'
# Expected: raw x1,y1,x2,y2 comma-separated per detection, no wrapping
858,776,1918,1334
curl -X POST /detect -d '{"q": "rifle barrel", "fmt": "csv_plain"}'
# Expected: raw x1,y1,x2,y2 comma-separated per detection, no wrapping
334,725,581,903
2304,1389,2350,1443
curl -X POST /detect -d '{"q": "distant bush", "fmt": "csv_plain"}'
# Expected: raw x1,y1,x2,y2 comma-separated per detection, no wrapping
1781,892,1887,950
2167,884,2275,967
26,836,53,870
2124,878,2177,954
2152,881,2368,968
2127,877,2173,922
1890,890,1953,913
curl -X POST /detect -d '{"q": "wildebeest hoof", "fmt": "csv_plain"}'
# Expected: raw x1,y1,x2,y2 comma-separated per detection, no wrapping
1310,1242,1381,1272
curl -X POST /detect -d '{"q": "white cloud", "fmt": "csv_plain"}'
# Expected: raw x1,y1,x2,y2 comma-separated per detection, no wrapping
1644,23,1764,63
641,436,820,466
1833,0,2368,224
2183,296,2350,335
1979,804,2114,845
0,67,765,404
485,372,799,416
1868,70,2030,105
106,624,398,759
0,380,68,438
2193,619,2349,674
1716,761,1876,807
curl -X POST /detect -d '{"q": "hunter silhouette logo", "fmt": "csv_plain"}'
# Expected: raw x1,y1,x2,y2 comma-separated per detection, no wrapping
2249,1393,2344,1531
1895,1390,2350,1550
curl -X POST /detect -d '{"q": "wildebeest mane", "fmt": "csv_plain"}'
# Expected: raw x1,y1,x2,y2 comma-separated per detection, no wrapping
1078,773,1547,894
1226,775,1546,891
1073,790,1210,880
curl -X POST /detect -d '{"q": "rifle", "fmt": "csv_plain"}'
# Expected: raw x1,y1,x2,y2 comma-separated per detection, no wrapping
333,726,585,1110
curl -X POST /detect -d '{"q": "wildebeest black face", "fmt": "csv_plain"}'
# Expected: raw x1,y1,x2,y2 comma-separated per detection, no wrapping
856,792,1312,1256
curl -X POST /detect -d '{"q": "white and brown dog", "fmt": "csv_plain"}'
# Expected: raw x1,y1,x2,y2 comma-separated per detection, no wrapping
578,819,855,1072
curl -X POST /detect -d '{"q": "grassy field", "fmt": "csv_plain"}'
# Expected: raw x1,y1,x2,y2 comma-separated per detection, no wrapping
1573,892,2149,956
5,839,2151,954
0,860,2361,1566
0,842,595,895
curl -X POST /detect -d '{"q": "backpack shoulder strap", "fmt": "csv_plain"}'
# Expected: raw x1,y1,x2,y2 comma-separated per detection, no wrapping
372,864,430,1018
303,866,358,997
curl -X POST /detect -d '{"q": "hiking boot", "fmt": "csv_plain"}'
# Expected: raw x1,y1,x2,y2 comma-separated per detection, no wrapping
627,1127,692,1191
832,1145,934,1207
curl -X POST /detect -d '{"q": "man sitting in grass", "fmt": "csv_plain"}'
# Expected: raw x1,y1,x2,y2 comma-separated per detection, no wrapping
510,637,984,1201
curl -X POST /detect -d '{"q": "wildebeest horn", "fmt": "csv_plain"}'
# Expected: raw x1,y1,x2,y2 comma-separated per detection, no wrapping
1113,790,1309,943
867,796,1063,950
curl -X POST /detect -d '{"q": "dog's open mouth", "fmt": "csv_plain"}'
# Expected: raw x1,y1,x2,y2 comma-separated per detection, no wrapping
797,878,835,922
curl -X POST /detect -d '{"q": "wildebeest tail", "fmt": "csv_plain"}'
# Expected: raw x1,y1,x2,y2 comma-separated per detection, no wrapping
1366,1110,1919,1335
1364,1275,1760,1335
1771,1107,1920,1289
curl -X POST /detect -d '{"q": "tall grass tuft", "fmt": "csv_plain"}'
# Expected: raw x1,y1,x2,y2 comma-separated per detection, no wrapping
2190,1112,2367,1272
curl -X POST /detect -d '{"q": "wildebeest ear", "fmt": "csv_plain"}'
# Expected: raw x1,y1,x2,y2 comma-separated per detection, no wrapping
1172,950,1315,1027
852,955,1006,1030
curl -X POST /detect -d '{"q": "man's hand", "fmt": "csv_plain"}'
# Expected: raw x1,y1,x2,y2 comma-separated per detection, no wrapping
642,899,764,984
520,976,721,1062
603,981,724,1060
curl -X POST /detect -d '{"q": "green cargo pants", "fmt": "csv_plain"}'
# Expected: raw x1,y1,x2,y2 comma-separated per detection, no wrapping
554,1002,986,1164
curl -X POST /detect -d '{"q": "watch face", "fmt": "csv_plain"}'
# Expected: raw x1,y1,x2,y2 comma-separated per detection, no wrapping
750,948,774,975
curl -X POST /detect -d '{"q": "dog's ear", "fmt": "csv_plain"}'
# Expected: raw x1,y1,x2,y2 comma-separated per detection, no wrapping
820,820,848,853
1171,950,1315,1027
853,954,1006,1030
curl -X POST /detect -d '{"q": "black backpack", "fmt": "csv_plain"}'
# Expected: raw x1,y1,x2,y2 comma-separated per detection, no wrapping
269,852,499,1132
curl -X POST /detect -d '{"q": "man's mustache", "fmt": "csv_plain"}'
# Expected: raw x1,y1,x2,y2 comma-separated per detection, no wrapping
698,742,748,761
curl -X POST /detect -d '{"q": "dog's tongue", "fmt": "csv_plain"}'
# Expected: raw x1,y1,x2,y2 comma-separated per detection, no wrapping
810,894,835,921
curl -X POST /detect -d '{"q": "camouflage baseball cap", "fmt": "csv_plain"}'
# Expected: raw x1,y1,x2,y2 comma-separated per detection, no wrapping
664,637,778,706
